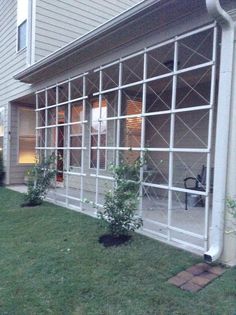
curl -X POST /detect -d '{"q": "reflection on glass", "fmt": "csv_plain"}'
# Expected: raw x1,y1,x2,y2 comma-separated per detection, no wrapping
90,99,107,169
18,108,36,164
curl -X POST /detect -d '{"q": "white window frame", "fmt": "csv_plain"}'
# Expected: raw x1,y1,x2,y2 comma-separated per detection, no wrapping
16,0,29,52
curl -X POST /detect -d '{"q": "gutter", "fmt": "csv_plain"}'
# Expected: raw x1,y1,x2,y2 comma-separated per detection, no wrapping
204,0,235,263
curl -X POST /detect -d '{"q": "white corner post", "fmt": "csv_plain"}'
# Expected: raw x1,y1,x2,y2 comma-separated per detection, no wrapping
222,25,236,266
26,0,36,65
204,0,235,263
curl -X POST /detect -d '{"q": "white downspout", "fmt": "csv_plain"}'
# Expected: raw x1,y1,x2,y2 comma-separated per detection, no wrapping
204,0,235,262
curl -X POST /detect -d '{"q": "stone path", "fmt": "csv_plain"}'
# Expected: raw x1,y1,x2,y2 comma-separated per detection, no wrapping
168,263,226,292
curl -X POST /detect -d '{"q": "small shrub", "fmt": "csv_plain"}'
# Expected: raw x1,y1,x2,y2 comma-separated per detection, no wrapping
225,197,236,235
98,160,143,236
23,154,56,206
226,198,236,218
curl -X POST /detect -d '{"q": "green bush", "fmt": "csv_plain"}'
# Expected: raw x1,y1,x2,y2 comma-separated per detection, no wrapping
23,154,56,206
226,198,236,218
98,160,143,236
225,197,236,235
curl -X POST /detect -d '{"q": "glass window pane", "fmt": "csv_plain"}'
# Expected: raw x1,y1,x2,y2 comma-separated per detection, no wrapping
48,108,56,125
100,134,106,146
91,135,98,147
121,99,141,163
18,108,36,164
91,99,107,133
90,99,107,169
70,136,82,147
18,20,27,51
47,127,56,148
19,137,36,164
58,105,68,124
71,102,83,135
99,149,106,169
70,150,81,168
19,108,35,136
90,150,97,168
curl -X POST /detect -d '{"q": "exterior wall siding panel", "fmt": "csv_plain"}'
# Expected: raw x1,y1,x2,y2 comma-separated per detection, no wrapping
0,0,33,183
34,0,141,61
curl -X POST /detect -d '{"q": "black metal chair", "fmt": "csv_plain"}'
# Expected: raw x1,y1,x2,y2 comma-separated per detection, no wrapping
184,165,214,210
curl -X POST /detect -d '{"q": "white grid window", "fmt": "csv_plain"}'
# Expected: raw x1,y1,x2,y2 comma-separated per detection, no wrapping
35,23,218,253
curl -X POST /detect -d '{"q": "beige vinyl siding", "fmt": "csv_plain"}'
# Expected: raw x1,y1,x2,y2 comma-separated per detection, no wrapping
0,1,32,103
0,0,34,184
34,0,142,61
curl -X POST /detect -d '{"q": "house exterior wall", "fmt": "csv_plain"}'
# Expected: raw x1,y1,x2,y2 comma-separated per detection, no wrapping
0,0,142,184
0,0,34,184
34,0,141,62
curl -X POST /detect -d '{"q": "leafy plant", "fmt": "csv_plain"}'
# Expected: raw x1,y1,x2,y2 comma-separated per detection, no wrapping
98,159,143,236
23,154,56,206
0,150,4,186
225,197,236,235
226,198,236,218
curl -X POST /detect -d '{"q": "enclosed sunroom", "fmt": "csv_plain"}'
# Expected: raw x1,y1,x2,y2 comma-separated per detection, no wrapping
33,23,217,254
14,0,236,264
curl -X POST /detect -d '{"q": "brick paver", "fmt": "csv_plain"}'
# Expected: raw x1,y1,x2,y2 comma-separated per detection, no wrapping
167,263,226,292
168,275,187,287
191,276,212,287
200,271,218,281
177,271,193,282
209,266,225,275
180,281,202,293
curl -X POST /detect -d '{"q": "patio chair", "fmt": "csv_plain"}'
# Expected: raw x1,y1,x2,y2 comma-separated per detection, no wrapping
183,165,214,210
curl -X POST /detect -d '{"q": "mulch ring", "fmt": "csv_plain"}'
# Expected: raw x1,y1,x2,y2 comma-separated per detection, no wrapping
99,234,131,247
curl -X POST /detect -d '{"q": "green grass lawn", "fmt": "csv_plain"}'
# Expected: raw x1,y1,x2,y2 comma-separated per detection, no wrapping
0,188,236,315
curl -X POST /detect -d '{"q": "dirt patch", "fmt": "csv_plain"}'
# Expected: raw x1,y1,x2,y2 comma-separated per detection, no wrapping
20,202,42,207
99,234,131,247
